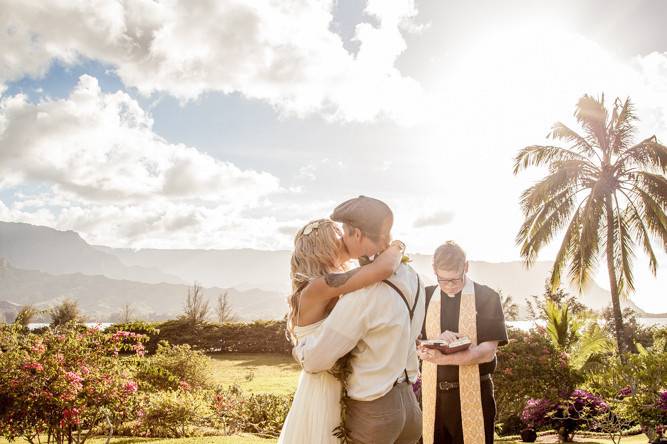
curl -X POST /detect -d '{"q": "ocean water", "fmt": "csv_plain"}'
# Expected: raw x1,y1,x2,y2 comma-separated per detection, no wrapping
508,317,667,331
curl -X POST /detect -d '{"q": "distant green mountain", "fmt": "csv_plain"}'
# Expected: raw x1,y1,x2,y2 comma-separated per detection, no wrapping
0,257,286,322
0,221,662,320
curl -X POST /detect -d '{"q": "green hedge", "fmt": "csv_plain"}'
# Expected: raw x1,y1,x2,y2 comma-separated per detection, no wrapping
107,319,292,354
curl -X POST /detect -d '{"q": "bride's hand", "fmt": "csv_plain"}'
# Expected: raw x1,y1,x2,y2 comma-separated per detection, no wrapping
373,240,404,270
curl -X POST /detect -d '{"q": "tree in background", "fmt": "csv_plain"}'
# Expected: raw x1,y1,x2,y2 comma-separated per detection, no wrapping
181,282,209,328
514,94,667,355
500,290,520,321
14,305,41,329
215,291,237,323
49,298,85,327
526,283,589,320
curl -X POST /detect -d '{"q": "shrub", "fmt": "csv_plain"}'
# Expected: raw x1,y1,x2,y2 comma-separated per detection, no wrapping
521,390,610,442
586,349,667,442
494,327,581,420
110,319,291,354
132,389,215,438
213,385,293,438
0,323,146,444
135,341,213,392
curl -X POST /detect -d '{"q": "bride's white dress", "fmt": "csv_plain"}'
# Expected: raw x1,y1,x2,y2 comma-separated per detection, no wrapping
278,319,342,444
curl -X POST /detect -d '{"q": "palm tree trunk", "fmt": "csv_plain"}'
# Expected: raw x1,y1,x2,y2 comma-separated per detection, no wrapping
604,195,626,358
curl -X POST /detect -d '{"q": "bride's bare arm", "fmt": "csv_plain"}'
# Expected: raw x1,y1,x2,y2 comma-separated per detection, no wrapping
301,240,405,303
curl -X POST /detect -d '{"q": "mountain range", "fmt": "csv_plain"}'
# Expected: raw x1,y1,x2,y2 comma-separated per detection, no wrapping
0,221,662,322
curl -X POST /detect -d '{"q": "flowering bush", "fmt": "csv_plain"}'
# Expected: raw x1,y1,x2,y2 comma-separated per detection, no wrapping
521,390,610,441
585,349,667,442
521,398,555,429
550,389,609,441
495,327,581,422
0,323,147,444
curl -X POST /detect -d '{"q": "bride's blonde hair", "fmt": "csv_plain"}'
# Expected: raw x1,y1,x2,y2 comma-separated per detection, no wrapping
286,218,346,344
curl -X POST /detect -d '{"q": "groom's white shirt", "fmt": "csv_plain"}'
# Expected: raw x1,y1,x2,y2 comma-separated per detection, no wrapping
294,263,425,401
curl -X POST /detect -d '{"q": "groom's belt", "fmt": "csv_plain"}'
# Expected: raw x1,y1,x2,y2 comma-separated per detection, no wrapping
437,373,491,391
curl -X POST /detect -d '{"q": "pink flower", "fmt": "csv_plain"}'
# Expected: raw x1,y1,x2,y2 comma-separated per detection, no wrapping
65,371,83,384
80,365,90,376
132,343,146,357
178,380,191,391
124,381,138,394
22,362,44,372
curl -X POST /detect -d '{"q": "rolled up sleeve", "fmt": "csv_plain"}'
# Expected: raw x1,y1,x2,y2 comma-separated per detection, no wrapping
293,290,369,373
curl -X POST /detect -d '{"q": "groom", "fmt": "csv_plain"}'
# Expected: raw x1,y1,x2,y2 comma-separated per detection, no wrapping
293,195,425,444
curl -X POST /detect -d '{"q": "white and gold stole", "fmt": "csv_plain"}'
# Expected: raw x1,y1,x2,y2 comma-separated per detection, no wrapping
422,279,485,444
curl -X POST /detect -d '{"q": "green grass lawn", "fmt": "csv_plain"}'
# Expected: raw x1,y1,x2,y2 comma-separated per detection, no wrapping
208,352,300,395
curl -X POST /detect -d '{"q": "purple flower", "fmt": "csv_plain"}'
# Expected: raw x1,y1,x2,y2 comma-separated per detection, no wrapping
657,390,667,412
618,386,632,398
565,389,609,417
521,398,554,427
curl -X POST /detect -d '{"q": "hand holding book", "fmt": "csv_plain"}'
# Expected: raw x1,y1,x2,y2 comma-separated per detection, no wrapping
417,336,472,354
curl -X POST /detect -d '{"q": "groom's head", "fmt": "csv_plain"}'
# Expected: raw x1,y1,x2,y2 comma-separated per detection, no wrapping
331,195,393,260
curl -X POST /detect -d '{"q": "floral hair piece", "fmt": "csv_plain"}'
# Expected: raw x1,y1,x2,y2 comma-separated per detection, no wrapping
303,221,320,235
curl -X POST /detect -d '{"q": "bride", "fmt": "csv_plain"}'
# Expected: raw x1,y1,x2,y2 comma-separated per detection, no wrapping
278,218,404,444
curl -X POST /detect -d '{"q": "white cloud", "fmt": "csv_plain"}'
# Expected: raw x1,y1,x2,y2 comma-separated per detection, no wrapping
0,74,286,248
0,0,424,124
413,210,454,228
0,75,279,203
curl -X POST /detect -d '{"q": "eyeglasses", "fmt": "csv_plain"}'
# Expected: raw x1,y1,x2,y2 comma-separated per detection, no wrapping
436,271,465,285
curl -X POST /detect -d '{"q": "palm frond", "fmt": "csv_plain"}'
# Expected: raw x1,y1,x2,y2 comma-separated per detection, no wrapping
611,197,635,298
635,172,667,208
517,189,580,265
545,299,570,349
616,136,667,174
519,163,589,216
610,97,637,155
632,187,667,250
568,186,605,290
619,192,658,275
549,122,599,159
575,94,609,153
550,204,585,292
513,145,591,175
569,323,614,370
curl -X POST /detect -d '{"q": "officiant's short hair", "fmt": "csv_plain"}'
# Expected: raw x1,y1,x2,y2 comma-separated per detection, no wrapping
433,241,466,271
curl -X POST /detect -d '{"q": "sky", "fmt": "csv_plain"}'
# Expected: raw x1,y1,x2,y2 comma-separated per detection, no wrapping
0,0,666,312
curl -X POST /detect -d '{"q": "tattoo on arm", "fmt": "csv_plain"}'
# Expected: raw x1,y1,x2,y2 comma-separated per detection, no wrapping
324,268,361,288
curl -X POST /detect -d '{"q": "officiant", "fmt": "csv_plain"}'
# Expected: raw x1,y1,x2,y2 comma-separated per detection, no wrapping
417,241,508,444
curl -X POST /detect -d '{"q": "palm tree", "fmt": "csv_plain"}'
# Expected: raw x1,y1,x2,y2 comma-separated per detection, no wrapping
513,94,667,355
499,290,520,321
544,299,612,370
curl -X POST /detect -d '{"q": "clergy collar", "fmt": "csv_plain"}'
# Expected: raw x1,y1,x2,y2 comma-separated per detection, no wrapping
441,276,474,299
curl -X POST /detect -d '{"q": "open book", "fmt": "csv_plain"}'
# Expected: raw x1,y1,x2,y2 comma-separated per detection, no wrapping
417,336,472,354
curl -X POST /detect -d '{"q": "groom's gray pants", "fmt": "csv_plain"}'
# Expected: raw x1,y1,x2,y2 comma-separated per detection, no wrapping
345,381,422,444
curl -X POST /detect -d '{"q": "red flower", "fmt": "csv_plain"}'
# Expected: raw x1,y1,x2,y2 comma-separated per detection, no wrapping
123,381,138,394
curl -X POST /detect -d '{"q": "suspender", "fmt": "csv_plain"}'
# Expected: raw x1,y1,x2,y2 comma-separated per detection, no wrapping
382,274,421,385
421,285,438,340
